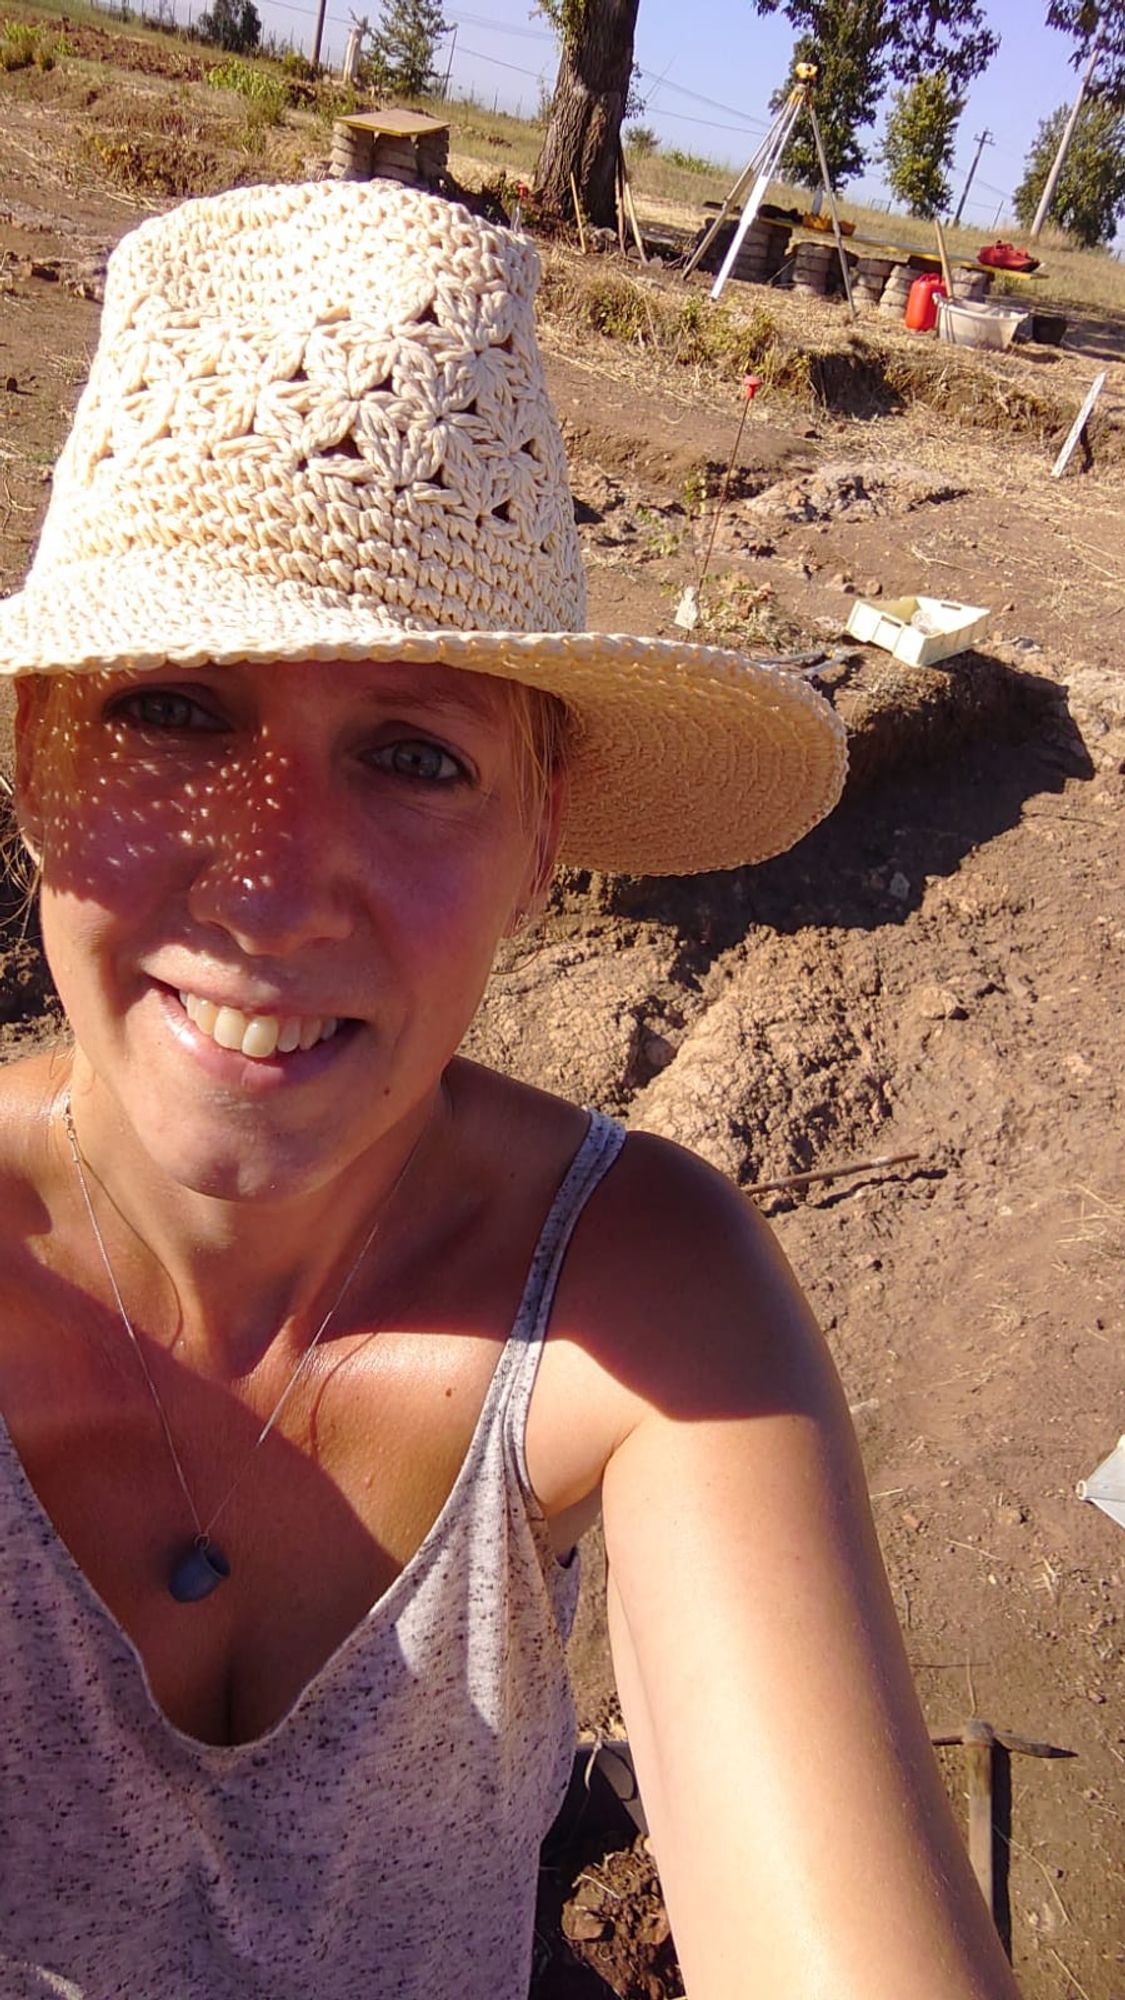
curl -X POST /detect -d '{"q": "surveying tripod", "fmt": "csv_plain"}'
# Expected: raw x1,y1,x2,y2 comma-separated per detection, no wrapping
682,63,856,318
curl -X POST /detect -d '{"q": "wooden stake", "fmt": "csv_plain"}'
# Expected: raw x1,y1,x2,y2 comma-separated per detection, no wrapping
569,173,587,255
934,217,955,297
743,1150,920,1198
1052,370,1107,478
618,146,648,262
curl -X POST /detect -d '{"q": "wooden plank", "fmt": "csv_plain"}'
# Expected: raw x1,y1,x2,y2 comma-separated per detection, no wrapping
341,109,448,137
1051,370,1108,479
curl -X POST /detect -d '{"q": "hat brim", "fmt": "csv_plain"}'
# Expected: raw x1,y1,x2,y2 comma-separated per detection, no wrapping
0,556,847,876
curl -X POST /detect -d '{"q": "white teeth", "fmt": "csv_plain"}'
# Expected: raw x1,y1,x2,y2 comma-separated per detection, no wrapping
212,1006,246,1052
177,992,342,1061
240,1016,281,1060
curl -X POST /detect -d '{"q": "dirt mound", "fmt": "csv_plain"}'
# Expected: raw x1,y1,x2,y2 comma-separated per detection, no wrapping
628,929,892,1189
743,459,964,524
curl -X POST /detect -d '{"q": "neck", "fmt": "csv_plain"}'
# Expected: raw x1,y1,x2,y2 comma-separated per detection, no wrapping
58,1065,446,1379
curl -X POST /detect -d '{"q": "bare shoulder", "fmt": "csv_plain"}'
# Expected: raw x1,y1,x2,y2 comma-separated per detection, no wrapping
559,1127,823,1412
527,1125,837,1513
0,1050,66,1192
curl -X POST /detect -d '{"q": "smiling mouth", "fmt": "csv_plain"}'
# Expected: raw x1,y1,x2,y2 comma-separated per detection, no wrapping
177,990,347,1062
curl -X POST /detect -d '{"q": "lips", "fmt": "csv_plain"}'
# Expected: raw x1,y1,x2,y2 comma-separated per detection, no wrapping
177,989,343,1062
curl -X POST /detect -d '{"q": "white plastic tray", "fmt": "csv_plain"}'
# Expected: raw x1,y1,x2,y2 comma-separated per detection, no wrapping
846,593,991,667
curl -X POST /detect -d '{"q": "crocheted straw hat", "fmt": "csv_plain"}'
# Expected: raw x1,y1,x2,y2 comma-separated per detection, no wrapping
0,180,846,875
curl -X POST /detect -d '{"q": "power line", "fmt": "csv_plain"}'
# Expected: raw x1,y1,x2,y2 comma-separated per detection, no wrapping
635,65,769,131
647,107,768,136
457,41,546,80
447,9,554,41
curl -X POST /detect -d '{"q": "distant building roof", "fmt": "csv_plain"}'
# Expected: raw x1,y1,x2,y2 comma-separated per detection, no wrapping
340,109,450,138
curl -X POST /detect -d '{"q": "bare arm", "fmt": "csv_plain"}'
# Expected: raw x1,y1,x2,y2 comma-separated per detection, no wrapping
592,1140,1020,2000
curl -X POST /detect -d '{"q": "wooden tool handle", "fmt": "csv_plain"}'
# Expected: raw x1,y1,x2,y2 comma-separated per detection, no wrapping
965,1737,994,1917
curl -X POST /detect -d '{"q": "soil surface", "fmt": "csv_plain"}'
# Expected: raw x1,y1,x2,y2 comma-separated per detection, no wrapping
1,48,1123,2000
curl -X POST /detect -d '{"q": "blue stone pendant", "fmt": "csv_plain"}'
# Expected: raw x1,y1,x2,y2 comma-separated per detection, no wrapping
169,1538,231,1603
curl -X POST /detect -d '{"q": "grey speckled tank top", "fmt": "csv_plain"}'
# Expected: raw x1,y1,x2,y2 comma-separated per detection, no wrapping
0,1111,626,2000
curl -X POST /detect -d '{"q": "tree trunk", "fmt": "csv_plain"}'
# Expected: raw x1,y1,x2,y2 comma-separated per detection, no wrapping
534,0,641,227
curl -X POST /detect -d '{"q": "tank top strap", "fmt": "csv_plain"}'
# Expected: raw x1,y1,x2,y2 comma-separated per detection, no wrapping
499,1110,626,1491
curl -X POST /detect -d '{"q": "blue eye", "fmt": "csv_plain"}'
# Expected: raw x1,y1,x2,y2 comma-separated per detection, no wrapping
112,689,225,733
371,739,465,783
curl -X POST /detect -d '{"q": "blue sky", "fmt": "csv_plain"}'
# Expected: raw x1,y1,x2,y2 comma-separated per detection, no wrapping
252,0,1106,237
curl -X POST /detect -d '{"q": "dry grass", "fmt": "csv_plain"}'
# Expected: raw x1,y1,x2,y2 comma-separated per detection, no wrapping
536,248,1124,461
538,251,798,386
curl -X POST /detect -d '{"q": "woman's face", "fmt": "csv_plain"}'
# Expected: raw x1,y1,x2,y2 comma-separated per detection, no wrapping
18,659,560,1201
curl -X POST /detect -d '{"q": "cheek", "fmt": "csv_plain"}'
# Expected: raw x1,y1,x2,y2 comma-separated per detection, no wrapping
363,813,530,995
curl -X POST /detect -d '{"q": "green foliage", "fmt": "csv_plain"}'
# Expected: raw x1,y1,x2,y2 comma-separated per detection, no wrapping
664,145,715,173
535,0,586,46
624,123,657,155
197,0,261,56
880,71,963,217
314,83,361,128
1047,1,1125,111
207,55,287,121
0,20,71,70
1014,95,1125,247
280,49,322,81
754,0,997,186
361,0,450,97
774,25,874,187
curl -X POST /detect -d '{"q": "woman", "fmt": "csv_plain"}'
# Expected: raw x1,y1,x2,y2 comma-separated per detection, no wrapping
0,181,1018,1998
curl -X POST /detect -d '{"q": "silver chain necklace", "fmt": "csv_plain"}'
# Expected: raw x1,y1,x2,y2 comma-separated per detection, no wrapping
62,1092,424,1604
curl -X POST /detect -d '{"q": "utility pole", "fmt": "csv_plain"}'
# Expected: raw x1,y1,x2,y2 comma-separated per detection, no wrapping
311,0,329,69
1030,30,1103,239
953,129,993,225
441,24,457,101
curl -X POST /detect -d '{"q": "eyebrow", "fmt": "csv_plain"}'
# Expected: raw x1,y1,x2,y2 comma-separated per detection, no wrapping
347,672,510,728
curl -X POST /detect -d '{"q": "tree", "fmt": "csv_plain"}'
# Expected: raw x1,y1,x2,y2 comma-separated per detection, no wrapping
753,0,997,188
1014,95,1125,246
880,71,963,217
1047,1,1125,110
365,0,449,98
772,11,884,188
533,0,641,226
197,0,261,55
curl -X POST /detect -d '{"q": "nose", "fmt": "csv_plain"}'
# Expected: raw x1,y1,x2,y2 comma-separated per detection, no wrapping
185,744,355,956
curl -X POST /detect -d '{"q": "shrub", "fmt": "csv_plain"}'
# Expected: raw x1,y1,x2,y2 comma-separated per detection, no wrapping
280,49,321,81
663,146,716,175
0,21,70,70
84,126,218,196
207,56,288,122
624,124,658,156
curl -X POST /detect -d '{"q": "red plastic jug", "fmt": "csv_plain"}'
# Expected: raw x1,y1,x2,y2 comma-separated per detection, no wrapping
904,273,946,331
